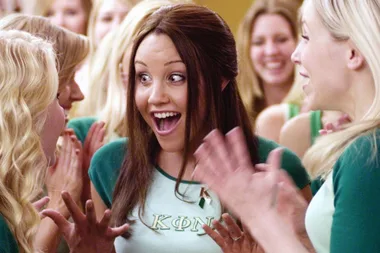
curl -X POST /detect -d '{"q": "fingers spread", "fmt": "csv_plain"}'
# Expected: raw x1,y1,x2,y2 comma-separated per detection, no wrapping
108,223,130,238
61,191,85,226
98,209,112,233
222,213,242,239
225,127,252,172
41,209,71,235
203,224,226,249
85,200,97,226
212,219,232,244
33,196,50,211
266,148,283,173
193,143,219,186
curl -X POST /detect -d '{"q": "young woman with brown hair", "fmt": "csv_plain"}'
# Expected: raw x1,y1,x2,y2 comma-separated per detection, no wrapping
65,3,311,253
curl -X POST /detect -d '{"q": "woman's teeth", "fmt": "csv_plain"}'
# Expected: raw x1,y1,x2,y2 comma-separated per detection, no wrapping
266,62,283,69
154,112,179,119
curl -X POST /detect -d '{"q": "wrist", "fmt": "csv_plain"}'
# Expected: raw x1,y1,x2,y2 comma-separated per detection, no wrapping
46,196,70,218
247,209,304,253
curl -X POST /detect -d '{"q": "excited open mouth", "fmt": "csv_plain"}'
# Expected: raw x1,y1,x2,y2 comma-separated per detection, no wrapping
152,111,181,135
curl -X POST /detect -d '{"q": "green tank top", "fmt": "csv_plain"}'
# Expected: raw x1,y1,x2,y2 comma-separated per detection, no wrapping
287,103,301,120
310,110,322,144
309,110,324,195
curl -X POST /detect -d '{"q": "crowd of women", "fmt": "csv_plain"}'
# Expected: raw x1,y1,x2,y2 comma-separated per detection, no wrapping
0,0,379,252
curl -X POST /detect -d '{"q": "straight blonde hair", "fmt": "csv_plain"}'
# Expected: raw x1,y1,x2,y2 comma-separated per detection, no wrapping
303,0,380,179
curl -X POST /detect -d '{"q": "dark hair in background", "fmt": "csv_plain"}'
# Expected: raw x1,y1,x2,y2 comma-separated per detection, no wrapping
111,3,260,236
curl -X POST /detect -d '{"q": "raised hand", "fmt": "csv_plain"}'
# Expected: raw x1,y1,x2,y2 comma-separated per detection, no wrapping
33,196,50,213
193,128,283,223
41,192,129,253
319,113,351,135
204,213,264,253
193,128,311,253
255,162,308,234
83,122,105,171
81,122,105,203
46,132,83,217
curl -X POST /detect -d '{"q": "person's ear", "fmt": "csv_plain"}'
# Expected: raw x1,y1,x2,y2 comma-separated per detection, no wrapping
346,42,364,70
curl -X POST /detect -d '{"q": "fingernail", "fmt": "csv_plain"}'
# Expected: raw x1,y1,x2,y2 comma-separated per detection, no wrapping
87,201,93,209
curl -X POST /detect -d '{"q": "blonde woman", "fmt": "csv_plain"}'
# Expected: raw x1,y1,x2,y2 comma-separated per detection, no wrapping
0,29,127,253
72,0,140,110
0,14,100,252
26,0,92,35
194,0,380,252
237,0,303,121
0,14,88,115
0,29,65,253
88,0,141,49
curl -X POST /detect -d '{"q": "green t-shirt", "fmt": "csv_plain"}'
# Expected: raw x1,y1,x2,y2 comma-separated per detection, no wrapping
89,137,310,253
89,137,309,253
67,117,97,144
309,110,323,195
89,138,309,253
305,132,380,252
89,136,310,209
0,216,18,253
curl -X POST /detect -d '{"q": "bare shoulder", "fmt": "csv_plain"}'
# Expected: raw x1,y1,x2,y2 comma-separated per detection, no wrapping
255,104,288,142
279,112,312,158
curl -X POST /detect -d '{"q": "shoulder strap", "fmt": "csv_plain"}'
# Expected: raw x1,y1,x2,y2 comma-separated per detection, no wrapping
310,110,322,144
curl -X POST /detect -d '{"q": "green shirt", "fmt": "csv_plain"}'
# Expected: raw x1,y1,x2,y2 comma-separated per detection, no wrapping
305,132,380,252
67,117,97,144
89,136,310,209
310,110,323,195
287,103,301,120
89,137,309,253
0,215,18,253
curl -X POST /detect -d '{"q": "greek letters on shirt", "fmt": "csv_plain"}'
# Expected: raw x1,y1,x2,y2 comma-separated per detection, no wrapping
150,214,215,232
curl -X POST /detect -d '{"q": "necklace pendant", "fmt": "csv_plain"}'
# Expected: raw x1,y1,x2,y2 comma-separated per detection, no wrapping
199,186,211,209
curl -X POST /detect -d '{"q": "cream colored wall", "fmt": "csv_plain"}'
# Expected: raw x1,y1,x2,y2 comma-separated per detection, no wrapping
194,0,252,35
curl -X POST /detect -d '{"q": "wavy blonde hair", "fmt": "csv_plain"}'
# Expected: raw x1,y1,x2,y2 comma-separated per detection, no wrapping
0,30,58,253
303,0,380,179
0,14,90,92
236,0,303,119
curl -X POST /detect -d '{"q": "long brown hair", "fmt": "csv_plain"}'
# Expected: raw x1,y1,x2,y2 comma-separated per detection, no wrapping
111,4,260,235
236,0,303,119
